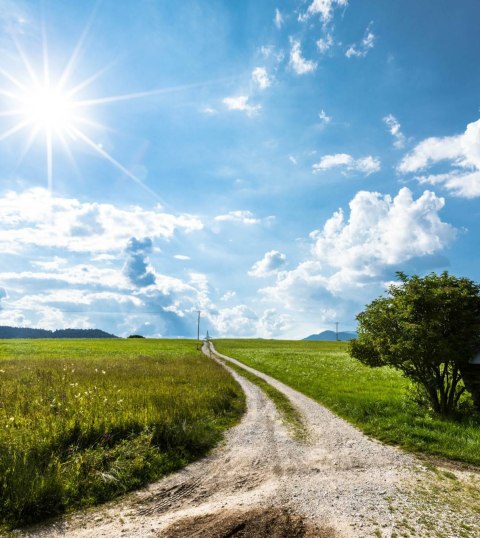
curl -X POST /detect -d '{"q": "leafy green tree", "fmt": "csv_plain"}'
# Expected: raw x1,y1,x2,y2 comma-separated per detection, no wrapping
349,272,480,416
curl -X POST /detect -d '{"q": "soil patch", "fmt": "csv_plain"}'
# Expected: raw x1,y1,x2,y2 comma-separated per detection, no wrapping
161,507,339,538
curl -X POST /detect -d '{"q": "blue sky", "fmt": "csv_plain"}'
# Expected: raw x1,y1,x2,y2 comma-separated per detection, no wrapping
0,0,479,338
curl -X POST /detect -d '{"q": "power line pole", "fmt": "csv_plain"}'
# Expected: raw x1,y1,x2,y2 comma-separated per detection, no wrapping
335,321,339,341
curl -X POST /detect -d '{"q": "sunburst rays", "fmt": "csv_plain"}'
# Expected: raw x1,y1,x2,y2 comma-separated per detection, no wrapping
0,11,213,204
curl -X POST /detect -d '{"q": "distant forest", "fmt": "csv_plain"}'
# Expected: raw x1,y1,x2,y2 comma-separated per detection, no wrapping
0,326,118,339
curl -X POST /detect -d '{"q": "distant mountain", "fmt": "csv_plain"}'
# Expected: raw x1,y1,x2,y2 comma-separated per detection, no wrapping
304,330,357,341
0,326,118,339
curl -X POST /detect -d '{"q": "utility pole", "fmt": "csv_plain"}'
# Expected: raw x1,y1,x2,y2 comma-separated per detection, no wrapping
335,321,339,341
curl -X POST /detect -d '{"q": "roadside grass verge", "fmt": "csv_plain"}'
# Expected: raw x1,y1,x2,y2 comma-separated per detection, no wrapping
0,339,245,529
214,339,480,466
209,347,307,441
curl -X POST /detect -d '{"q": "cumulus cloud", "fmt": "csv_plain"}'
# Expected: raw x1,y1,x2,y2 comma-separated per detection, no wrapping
0,188,202,253
312,153,381,175
261,188,455,317
310,187,455,274
257,308,291,338
346,24,375,58
289,39,317,75
249,250,287,277
210,305,259,337
299,0,348,23
384,114,406,149
252,67,271,90
223,95,261,116
398,118,480,198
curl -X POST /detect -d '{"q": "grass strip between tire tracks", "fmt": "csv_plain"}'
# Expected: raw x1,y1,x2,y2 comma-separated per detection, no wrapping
208,345,308,442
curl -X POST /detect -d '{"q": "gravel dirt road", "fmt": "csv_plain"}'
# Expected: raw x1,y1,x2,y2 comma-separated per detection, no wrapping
19,343,480,538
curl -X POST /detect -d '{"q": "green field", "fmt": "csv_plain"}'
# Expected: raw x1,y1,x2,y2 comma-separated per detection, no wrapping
0,339,245,529
214,339,480,466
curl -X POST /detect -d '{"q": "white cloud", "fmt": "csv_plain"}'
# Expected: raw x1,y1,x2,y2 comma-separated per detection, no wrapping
261,188,455,314
346,24,375,58
223,95,261,116
210,305,258,337
289,155,298,165
0,264,127,290
316,34,333,54
220,290,236,302
310,187,455,274
0,188,203,253
251,67,271,90
201,106,217,114
260,45,274,58
289,39,317,75
174,254,191,261
312,153,380,175
248,250,287,277
299,0,348,23
32,257,67,270
383,114,406,149
274,8,283,29
257,308,291,338
398,118,480,198
319,109,332,124
214,210,262,225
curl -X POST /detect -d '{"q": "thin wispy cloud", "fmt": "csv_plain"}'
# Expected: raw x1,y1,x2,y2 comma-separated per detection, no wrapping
346,23,375,58
383,114,406,148
223,95,261,116
274,8,283,29
319,109,332,124
299,0,349,24
317,34,333,54
313,153,381,175
214,210,261,225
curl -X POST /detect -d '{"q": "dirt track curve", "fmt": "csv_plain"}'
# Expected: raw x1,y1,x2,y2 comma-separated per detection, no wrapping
20,342,480,538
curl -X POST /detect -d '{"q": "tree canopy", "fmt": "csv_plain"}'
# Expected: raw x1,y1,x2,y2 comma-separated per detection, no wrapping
349,272,480,416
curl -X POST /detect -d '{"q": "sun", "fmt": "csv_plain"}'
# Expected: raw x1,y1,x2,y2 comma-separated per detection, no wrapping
20,83,76,134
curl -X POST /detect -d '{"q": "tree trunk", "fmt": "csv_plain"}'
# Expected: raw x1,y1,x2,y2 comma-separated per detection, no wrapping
460,364,480,412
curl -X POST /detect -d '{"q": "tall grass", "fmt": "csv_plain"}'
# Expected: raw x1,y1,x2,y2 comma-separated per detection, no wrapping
0,339,245,528
215,339,480,466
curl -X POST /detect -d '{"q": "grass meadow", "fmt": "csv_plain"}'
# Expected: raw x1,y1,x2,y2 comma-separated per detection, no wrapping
0,339,245,529
214,339,480,466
